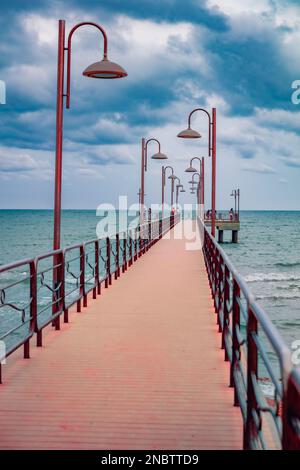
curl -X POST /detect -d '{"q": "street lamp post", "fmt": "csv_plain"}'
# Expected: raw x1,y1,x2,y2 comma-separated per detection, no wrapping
172,176,181,209
185,158,204,216
231,188,240,221
140,138,168,223
167,173,179,211
189,172,201,206
53,19,127,250
176,184,184,207
162,165,174,217
178,107,216,236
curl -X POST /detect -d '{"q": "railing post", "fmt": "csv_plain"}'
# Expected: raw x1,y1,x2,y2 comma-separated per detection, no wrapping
213,248,219,318
57,251,66,324
122,235,127,272
148,219,151,249
106,237,112,286
139,224,143,257
143,222,147,254
25,260,37,357
140,224,143,255
51,253,60,329
231,279,240,404
245,307,258,450
129,231,133,266
97,240,101,295
51,252,62,330
115,234,120,279
210,242,215,300
222,265,230,361
81,245,87,308
170,214,174,229
135,227,139,261
218,254,224,335
159,218,162,239
94,240,99,298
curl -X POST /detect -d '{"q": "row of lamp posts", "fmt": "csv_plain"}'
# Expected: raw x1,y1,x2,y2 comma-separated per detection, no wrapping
52,19,217,251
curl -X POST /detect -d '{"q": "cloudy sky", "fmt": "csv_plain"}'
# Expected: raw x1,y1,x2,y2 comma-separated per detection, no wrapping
0,0,300,210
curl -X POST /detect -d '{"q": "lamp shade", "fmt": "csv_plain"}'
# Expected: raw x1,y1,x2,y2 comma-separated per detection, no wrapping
83,58,127,79
177,127,201,139
185,165,197,173
151,152,168,160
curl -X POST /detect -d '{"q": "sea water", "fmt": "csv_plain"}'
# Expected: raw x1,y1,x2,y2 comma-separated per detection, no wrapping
1,210,299,369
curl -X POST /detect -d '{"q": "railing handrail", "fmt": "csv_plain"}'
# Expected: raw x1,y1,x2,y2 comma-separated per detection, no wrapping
199,217,292,374
198,215,300,450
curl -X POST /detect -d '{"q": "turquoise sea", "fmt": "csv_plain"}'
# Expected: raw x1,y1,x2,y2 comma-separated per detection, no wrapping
0,209,300,362
223,211,300,351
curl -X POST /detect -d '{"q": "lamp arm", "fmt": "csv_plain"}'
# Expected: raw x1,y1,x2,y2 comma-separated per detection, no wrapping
164,165,174,185
188,108,212,156
192,172,201,182
144,138,161,171
66,22,108,109
190,156,203,173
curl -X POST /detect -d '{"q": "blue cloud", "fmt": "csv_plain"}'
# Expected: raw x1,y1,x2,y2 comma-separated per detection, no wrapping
1,0,300,210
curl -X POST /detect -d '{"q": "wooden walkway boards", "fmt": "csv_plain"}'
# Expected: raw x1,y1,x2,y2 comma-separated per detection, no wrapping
0,220,242,450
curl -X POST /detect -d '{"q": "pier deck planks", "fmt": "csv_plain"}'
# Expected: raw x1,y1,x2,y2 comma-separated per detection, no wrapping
0,220,242,450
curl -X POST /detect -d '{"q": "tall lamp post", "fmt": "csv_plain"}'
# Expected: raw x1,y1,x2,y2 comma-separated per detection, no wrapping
140,138,167,222
173,176,181,209
178,107,216,237
167,173,179,211
53,19,127,250
231,188,240,221
162,165,175,217
176,184,185,208
185,156,205,209
188,172,201,207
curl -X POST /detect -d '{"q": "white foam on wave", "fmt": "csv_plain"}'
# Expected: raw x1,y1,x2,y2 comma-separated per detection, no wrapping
244,272,300,283
256,292,300,300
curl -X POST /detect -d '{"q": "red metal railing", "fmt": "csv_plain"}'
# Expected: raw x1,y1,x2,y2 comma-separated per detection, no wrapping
0,214,179,383
199,217,300,450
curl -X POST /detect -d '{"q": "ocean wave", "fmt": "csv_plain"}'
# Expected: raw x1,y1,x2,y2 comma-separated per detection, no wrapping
274,261,300,268
256,293,300,300
244,272,300,283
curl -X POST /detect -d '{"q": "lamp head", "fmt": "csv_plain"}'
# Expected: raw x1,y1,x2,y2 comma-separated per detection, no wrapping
151,152,168,160
177,127,201,139
83,57,127,79
185,165,197,173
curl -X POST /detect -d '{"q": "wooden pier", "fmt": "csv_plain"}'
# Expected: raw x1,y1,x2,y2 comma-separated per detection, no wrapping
0,220,242,450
